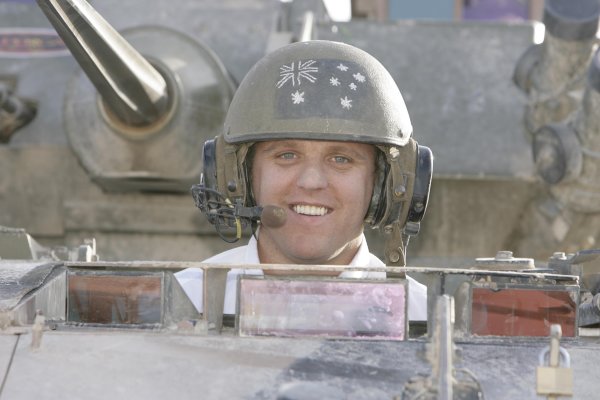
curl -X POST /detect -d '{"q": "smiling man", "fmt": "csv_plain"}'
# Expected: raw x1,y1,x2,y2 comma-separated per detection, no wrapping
251,140,375,266
177,40,431,321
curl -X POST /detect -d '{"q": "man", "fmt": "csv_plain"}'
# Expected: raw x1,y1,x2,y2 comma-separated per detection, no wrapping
177,40,431,321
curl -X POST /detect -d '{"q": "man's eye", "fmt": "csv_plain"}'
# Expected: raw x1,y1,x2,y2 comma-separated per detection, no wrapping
278,152,296,160
332,156,350,164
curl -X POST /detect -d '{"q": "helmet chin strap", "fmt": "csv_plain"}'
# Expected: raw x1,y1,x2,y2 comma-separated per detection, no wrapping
384,222,408,272
379,141,422,271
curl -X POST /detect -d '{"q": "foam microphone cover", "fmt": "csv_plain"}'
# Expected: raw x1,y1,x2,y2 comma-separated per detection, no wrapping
261,205,287,228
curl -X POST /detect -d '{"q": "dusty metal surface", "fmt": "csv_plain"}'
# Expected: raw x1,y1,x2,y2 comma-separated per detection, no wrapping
0,335,18,389
1,331,599,399
0,261,57,311
0,260,597,399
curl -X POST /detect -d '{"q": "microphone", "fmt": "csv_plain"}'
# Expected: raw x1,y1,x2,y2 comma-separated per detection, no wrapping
192,183,287,241
233,203,287,228
260,205,287,228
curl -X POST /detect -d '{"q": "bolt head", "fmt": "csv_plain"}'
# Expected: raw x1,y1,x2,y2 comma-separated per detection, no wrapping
394,185,406,197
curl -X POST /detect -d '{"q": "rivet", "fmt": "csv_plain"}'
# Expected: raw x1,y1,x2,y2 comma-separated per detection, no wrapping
394,185,406,197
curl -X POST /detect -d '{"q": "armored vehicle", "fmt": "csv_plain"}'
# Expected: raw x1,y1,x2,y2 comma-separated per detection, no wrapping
2,0,600,399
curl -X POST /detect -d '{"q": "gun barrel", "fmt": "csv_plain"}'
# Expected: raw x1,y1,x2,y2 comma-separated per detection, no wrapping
37,0,169,127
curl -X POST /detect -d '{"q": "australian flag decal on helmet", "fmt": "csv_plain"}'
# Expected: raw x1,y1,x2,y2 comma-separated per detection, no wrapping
275,59,369,120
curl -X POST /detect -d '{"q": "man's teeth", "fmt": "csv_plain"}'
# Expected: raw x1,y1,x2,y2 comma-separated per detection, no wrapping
293,205,328,216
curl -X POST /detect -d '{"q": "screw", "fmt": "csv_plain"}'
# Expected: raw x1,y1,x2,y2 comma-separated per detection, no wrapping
394,185,406,197
227,180,237,192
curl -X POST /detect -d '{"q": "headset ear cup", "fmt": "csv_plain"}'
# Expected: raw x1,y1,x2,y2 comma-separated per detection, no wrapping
407,145,433,224
193,138,219,224
202,138,218,193
373,143,432,234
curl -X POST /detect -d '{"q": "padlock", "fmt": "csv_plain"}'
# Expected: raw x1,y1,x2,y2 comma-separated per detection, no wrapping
536,366,573,396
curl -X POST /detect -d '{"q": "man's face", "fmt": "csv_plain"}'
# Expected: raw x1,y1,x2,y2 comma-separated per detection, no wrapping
251,139,376,265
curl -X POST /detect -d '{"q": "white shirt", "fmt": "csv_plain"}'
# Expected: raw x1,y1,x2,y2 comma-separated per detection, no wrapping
175,234,427,320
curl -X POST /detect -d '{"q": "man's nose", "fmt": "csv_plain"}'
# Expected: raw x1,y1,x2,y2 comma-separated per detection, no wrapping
296,162,328,190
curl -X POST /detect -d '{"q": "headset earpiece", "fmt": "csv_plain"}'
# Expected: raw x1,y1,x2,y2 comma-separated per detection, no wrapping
202,139,217,192
193,138,219,224
368,141,432,235
407,145,433,224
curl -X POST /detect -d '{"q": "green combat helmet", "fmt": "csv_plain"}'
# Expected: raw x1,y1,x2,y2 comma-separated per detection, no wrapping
192,40,432,265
